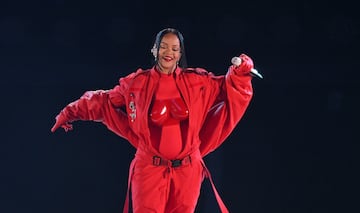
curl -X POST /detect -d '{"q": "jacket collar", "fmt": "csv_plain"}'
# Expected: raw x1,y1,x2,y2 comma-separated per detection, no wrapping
150,66,182,77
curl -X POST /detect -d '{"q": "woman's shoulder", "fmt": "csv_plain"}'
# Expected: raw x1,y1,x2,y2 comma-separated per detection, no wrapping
183,67,211,76
121,68,151,79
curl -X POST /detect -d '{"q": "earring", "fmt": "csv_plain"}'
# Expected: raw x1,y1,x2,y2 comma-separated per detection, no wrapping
151,44,157,59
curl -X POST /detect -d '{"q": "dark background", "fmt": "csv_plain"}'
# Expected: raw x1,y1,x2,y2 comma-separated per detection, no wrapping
1,0,359,212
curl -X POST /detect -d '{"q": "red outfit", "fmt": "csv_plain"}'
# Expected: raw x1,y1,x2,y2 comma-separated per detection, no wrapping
53,59,253,212
149,72,188,159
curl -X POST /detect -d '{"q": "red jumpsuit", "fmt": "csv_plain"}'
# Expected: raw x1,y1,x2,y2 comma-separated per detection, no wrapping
55,64,253,212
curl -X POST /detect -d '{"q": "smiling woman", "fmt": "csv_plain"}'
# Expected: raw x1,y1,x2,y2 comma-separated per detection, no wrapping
51,27,258,213
151,28,187,74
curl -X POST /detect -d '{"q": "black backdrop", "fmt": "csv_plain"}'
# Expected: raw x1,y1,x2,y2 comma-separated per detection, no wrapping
1,0,359,212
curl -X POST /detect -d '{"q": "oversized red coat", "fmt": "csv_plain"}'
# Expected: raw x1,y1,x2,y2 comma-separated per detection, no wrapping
58,66,253,212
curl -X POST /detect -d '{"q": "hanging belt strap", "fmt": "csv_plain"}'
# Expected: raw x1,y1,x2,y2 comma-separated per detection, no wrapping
123,158,135,213
200,159,229,213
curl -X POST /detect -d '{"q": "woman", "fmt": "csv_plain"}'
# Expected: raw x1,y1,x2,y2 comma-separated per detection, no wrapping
51,28,255,213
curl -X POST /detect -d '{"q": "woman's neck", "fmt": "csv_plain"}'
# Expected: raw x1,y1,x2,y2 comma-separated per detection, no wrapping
156,64,176,74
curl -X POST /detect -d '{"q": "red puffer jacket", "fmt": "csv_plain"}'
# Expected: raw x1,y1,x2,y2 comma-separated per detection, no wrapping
58,65,253,157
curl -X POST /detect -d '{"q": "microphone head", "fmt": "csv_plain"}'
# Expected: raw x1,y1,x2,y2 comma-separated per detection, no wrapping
231,57,242,66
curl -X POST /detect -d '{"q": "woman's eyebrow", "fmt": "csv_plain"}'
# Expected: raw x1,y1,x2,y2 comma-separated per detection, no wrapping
160,42,179,46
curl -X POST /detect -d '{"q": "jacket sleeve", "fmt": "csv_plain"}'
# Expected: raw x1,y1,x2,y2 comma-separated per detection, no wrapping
57,75,139,147
199,66,253,157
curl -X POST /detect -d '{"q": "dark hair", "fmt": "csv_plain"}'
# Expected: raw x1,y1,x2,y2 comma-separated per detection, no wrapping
151,28,187,68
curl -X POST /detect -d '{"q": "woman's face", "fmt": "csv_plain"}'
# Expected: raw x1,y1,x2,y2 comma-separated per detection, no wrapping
156,33,182,73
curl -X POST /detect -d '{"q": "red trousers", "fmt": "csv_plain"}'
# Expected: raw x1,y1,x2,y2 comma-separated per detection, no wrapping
127,149,204,213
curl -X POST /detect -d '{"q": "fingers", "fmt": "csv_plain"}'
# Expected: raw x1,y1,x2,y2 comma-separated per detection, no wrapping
51,122,73,132
51,122,60,132
62,123,73,132
239,54,253,65
239,54,254,71
51,112,72,133
231,53,254,75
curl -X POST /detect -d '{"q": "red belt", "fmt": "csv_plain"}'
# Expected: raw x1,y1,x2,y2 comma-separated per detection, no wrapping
152,155,191,167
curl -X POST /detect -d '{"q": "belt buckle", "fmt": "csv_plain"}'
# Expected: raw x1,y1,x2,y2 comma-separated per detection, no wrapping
153,156,161,166
171,159,182,167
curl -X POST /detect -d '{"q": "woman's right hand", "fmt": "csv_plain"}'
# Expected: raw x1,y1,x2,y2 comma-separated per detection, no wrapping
51,113,73,132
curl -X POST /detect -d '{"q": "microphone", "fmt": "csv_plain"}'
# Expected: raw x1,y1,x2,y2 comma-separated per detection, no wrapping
231,57,263,79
